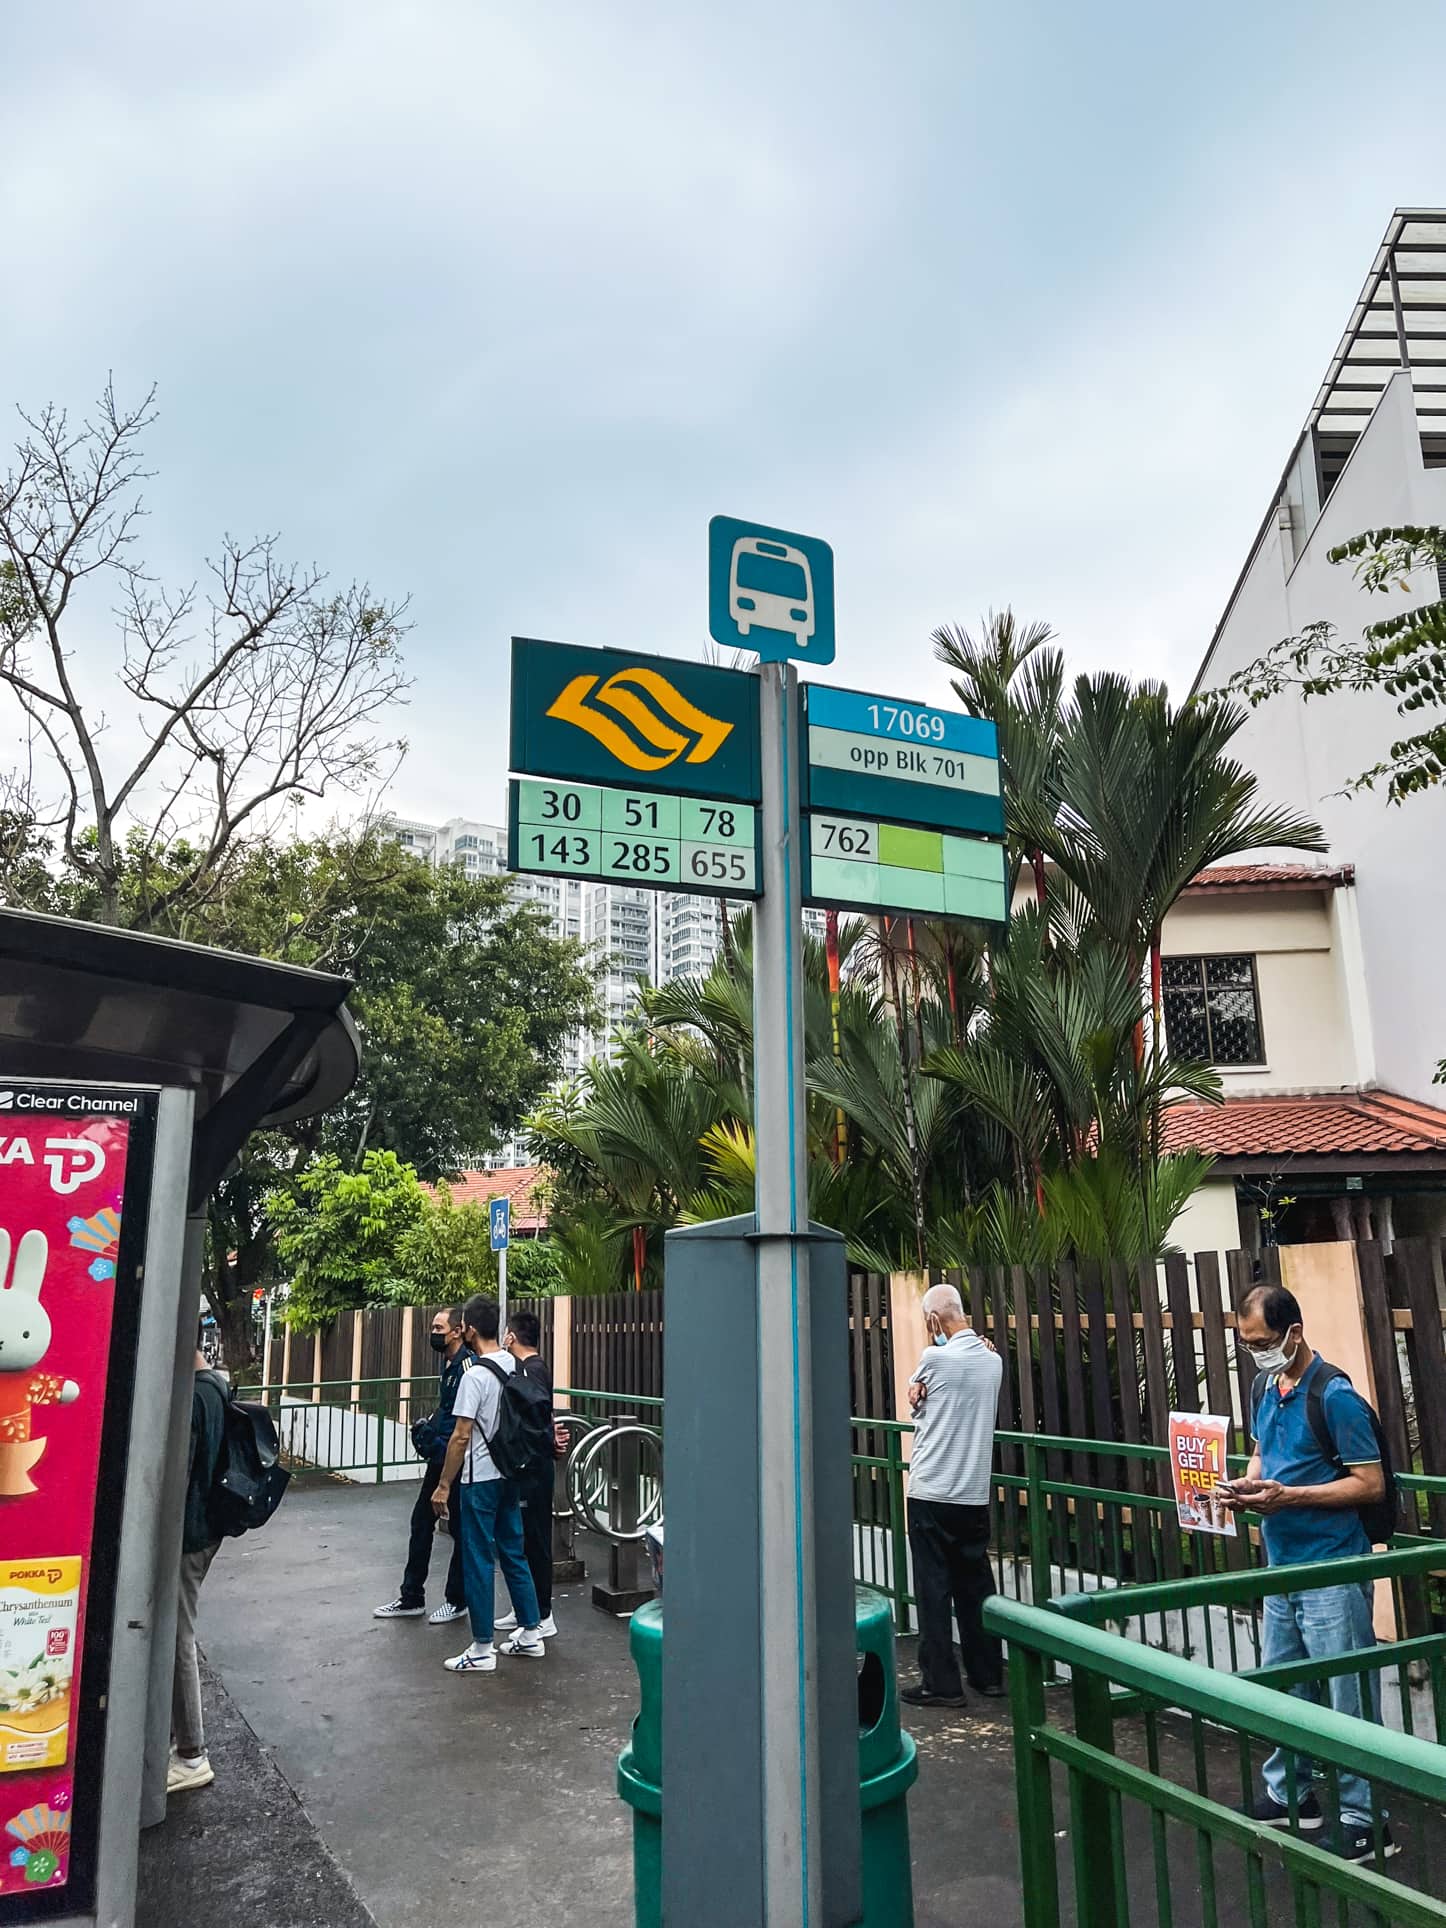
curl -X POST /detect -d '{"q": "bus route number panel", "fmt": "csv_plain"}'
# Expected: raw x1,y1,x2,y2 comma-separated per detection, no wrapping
803,812,1008,923
508,778,761,897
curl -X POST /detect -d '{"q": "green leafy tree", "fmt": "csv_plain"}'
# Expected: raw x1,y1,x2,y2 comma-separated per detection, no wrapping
268,1151,427,1331
21,824,595,1362
393,1185,497,1305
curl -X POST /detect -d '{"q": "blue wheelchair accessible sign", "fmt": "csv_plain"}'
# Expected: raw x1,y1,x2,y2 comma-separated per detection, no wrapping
490,1197,510,1250
708,515,835,664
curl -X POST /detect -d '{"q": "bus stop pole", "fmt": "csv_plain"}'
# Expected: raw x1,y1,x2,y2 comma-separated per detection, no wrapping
139,1202,207,1832
751,658,822,1925
96,1085,195,1918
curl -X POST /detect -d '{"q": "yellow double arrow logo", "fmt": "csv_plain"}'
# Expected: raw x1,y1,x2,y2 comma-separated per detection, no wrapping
546,667,733,772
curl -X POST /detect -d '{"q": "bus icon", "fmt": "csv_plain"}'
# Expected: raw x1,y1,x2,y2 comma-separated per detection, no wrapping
729,537,815,648
709,515,835,664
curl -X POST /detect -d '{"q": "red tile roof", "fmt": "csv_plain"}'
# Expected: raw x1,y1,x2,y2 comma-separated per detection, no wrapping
1162,1091,1446,1161
1182,863,1354,894
440,1165,549,1234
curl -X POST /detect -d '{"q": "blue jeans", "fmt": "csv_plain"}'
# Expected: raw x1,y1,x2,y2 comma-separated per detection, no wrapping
1261,1581,1382,1829
458,1478,539,1646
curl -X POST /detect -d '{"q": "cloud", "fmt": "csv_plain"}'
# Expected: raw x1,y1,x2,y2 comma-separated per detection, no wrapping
5,0,1446,833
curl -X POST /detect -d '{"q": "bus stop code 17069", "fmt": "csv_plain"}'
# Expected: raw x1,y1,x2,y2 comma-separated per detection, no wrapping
507,778,761,898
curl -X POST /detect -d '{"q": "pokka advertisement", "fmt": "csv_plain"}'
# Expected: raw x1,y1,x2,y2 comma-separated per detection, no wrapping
0,1106,132,1902
1167,1409,1237,1538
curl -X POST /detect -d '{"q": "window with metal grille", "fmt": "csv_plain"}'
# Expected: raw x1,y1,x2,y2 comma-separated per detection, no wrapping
1161,954,1264,1065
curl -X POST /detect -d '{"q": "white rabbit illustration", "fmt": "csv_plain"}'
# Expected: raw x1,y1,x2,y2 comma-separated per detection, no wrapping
0,1230,80,1497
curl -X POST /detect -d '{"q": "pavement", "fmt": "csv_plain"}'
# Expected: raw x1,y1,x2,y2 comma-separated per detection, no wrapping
137,1476,1446,1927
137,1649,376,1928
142,1473,1027,1928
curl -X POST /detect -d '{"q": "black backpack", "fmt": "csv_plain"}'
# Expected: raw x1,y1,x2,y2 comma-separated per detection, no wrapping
477,1358,553,1481
203,1374,292,1538
1250,1359,1400,1545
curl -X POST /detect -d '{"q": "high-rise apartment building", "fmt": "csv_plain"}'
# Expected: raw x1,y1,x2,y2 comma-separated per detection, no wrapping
386,808,829,1088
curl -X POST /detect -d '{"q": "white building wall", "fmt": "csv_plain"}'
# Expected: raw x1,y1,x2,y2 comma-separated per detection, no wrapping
1159,892,1358,1093
1200,370,1446,1102
1169,1179,1244,1261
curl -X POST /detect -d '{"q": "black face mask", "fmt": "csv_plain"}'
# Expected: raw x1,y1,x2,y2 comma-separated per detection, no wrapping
429,1333,449,1355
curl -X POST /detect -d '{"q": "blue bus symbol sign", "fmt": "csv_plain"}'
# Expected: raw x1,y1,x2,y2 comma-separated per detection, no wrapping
709,515,835,664
490,1198,510,1251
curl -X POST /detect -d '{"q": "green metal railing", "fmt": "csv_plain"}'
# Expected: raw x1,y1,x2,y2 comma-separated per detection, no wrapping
245,1374,439,1483
247,1373,1446,1646
990,1578,1446,1925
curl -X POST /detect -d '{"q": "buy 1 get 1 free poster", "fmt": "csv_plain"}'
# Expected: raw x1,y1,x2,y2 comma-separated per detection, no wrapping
1167,1410,1237,1538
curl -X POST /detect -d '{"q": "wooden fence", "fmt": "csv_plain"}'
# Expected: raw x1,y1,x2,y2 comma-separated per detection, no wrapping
261,1239,1446,1517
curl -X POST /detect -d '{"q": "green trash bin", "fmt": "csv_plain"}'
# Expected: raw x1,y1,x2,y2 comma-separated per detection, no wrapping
617,1586,917,1928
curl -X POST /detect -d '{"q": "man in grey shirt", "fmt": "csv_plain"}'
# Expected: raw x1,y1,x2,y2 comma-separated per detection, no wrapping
901,1283,1005,1709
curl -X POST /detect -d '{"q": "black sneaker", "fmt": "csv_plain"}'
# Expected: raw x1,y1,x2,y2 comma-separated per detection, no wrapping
373,1598,425,1619
900,1682,967,1710
1333,1825,1399,1863
1241,1792,1324,1832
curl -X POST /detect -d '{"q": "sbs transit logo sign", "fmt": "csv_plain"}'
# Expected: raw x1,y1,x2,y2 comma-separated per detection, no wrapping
546,667,733,773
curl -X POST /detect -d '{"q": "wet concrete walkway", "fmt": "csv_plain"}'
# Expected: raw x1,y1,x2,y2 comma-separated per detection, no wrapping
145,1473,1026,1928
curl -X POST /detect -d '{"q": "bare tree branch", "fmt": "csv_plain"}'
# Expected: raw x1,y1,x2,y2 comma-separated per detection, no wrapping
0,381,411,926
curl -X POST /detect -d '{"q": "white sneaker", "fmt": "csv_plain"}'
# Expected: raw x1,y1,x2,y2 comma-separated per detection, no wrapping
373,1598,424,1619
495,1610,556,1636
428,1602,467,1625
167,1754,214,1794
443,1643,496,1673
499,1629,546,1658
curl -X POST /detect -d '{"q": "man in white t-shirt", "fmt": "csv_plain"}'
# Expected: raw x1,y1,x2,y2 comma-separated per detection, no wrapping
901,1282,1004,1710
432,1294,545,1673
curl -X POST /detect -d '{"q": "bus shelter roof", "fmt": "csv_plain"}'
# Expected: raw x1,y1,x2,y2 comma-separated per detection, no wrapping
0,906,359,1202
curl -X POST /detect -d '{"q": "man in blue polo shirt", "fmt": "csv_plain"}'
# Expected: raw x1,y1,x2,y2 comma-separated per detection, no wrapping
1220,1283,1394,1863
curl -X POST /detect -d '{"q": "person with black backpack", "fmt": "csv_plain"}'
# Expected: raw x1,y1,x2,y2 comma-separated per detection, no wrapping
497,1311,558,1640
1218,1283,1398,1863
374,1306,473,1626
167,1341,228,1796
431,1295,549,1674
169,1327,294,1794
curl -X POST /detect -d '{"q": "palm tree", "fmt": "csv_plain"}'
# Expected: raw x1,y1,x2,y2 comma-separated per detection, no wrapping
526,657,1323,1282
1040,674,1325,1161
933,609,1065,904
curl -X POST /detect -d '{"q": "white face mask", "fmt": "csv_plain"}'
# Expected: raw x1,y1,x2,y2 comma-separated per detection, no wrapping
1245,1332,1299,1376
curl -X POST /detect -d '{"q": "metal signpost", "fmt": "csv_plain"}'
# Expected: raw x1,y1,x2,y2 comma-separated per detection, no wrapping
490,1196,510,1341
509,521,1010,1928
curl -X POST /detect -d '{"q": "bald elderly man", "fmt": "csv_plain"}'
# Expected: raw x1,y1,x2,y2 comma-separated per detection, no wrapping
901,1283,1005,1709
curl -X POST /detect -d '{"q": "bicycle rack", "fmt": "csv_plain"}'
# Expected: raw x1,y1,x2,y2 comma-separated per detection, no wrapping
559,1412,663,1614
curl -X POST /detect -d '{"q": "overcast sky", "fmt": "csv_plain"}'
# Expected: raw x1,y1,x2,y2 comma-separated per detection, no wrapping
6,0,1446,827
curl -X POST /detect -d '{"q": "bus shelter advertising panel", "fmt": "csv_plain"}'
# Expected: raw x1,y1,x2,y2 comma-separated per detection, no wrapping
0,1085,156,1921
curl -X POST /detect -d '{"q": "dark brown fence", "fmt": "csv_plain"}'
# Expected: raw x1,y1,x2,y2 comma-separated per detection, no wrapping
256,1239,1446,1512
569,1290,664,1400
952,1238,1446,1532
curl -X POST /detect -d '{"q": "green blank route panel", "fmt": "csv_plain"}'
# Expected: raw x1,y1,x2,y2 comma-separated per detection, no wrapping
804,811,1006,923
877,824,942,872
